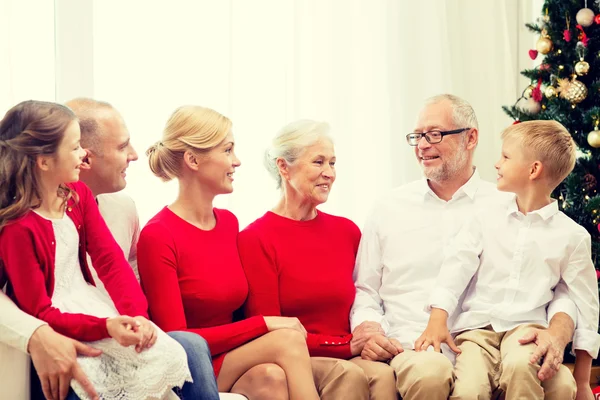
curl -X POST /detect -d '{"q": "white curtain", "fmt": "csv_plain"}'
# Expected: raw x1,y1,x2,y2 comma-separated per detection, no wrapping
58,0,529,228
0,0,55,114
0,2,55,398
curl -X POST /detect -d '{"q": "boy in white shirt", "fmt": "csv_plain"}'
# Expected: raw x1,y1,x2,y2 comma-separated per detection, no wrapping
416,120,600,399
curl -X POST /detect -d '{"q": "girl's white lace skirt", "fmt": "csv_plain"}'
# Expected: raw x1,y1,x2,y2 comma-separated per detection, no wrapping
71,326,192,400
48,216,192,399
52,281,191,399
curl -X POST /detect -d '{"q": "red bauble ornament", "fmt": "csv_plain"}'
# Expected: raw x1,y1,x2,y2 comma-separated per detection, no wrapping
595,14,600,24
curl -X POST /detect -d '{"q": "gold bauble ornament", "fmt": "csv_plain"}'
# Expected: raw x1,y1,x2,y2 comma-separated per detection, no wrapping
558,76,588,104
587,127,600,148
566,78,587,103
576,8,595,28
524,85,534,99
536,36,553,54
544,86,558,98
575,60,590,76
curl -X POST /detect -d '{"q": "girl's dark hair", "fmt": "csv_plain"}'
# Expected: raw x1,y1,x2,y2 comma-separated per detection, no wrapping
0,100,77,229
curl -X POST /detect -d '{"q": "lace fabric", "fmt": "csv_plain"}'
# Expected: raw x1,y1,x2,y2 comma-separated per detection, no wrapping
48,215,192,399
71,327,192,400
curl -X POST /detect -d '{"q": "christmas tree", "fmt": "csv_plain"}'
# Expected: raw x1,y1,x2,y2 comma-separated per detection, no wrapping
503,1,600,280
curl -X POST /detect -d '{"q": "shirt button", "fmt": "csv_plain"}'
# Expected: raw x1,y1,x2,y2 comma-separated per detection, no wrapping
325,341,329,344
51,241,54,245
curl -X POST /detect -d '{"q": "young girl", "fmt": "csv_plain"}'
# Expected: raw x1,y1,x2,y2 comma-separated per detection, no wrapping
0,100,190,400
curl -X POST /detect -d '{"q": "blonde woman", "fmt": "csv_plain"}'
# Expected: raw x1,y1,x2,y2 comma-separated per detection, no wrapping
138,106,319,400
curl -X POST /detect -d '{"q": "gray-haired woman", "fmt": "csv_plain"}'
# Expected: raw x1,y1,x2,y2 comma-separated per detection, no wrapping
239,120,398,400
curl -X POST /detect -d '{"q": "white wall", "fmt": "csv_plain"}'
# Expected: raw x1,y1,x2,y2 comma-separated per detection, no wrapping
0,0,55,112
54,0,94,102
51,0,542,228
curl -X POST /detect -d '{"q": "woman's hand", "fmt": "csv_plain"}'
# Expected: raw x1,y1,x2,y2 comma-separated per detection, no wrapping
350,321,385,356
264,316,307,338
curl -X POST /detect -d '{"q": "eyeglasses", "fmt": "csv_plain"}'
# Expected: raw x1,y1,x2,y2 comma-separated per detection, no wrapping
406,128,470,146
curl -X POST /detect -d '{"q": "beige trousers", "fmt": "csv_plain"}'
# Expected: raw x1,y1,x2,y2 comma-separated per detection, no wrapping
451,324,576,400
311,356,398,400
390,349,455,400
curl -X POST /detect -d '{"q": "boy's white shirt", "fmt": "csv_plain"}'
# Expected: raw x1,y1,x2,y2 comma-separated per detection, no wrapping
0,191,140,398
429,194,600,358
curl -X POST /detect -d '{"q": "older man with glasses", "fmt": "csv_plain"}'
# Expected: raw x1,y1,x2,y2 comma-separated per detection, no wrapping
349,94,578,400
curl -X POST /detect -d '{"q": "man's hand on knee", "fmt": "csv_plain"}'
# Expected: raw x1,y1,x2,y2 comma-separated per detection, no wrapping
29,325,101,400
518,327,566,381
360,333,403,362
351,321,385,356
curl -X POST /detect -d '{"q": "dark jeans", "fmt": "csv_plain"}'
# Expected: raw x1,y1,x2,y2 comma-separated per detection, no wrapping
168,331,220,400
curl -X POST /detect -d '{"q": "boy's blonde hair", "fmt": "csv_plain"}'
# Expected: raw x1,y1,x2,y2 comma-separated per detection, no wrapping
501,120,576,188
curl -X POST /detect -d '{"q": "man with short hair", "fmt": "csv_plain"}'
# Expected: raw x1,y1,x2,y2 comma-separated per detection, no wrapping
350,94,578,400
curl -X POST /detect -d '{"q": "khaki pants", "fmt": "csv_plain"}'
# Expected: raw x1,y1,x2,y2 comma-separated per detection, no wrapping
390,349,454,400
452,324,576,400
311,356,398,400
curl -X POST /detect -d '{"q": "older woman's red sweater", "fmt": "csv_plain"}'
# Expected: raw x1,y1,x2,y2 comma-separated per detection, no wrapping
238,211,361,359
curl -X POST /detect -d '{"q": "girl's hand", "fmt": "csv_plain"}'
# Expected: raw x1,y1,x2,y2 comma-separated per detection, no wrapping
132,316,157,352
106,316,143,347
